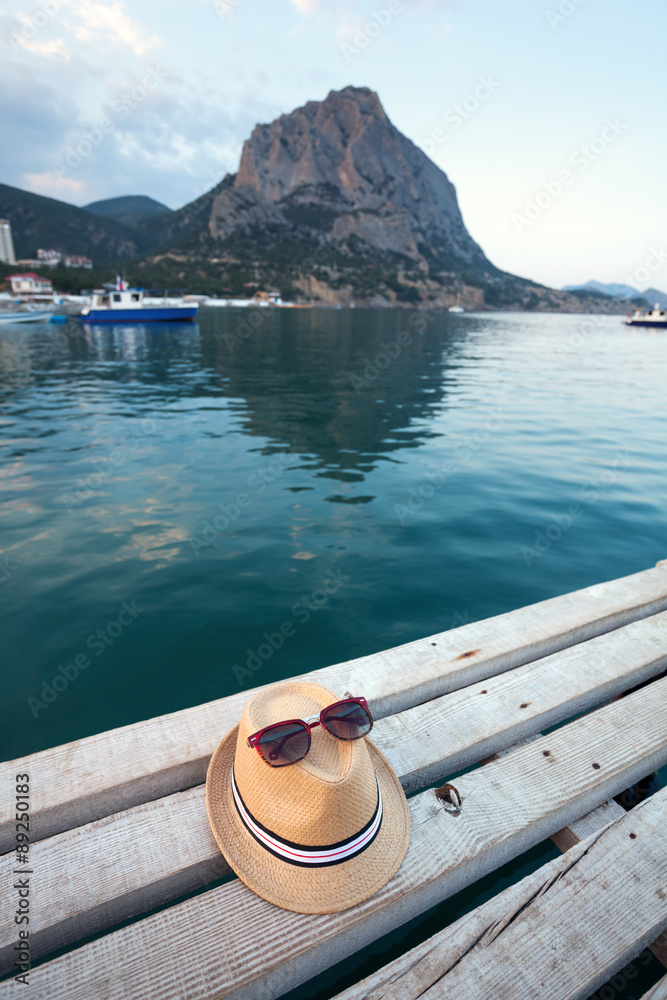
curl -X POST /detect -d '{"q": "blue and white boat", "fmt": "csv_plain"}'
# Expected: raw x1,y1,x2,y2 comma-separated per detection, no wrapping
79,284,198,323
625,304,667,328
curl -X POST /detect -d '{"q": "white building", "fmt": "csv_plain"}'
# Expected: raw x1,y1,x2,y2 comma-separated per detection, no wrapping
0,219,16,265
9,273,54,295
37,249,62,267
64,255,93,269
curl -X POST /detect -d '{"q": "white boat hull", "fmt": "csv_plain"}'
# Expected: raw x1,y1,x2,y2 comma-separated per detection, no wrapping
0,310,53,324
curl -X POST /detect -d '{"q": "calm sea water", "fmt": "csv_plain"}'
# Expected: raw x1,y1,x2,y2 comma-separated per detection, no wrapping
1,307,666,760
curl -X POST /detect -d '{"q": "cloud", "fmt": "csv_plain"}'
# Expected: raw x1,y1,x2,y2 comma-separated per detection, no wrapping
0,2,287,208
14,37,70,59
69,1,161,56
291,0,319,15
22,171,88,201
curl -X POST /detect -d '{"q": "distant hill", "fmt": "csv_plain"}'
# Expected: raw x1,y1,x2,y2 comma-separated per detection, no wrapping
563,280,641,299
642,287,667,308
84,195,171,227
0,182,145,261
563,279,667,308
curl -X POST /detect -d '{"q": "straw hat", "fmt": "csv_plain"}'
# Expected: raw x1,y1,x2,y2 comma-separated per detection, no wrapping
206,680,411,913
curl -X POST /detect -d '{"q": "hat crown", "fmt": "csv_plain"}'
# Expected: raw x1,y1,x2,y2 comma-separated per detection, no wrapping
234,682,378,847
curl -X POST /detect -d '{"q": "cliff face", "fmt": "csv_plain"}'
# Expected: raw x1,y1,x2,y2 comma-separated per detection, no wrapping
207,86,491,271
138,86,626,309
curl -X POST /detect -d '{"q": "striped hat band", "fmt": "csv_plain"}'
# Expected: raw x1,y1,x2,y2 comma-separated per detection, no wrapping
231,767,383,868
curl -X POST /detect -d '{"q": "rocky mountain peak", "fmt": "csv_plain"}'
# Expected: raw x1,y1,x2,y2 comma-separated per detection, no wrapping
208,86,491,271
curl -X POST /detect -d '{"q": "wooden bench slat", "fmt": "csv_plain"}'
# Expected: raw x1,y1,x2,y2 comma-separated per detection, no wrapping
334,789,667,1000
336,798,627,1000
551,800,667,972
551,798,625,852
3,560,666,853
640,974,667,1000
2,612,665,972
2,675,664,1000
651,934,667,970
379,609,667,793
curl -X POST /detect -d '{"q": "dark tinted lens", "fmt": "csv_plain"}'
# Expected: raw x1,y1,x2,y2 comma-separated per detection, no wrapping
322,700,372,740
258,723,310,766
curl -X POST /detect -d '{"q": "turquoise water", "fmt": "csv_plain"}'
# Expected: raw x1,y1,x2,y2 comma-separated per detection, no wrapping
1,308,665,760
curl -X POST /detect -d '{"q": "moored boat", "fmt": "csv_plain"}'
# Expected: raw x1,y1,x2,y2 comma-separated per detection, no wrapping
448,285,465,313
625,304,667,328
79,285,198,323
0,301,54,324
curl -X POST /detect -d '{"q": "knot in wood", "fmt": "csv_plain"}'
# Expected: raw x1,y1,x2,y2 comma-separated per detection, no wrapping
435,783,461,814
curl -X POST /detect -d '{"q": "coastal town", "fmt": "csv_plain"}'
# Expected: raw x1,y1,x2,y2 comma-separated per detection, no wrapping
0,215,293,315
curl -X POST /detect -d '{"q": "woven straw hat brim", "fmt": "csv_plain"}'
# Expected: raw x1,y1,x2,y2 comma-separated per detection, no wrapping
206,724,411,914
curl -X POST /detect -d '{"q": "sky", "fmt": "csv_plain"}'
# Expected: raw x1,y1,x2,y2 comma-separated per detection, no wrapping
2,0,666,290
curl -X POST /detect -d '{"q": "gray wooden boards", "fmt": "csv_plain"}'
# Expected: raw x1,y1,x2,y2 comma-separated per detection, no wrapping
1,611,666,973
2,560,667,852
1,675,665,1000
641,975,667,1000
334,789,667,1000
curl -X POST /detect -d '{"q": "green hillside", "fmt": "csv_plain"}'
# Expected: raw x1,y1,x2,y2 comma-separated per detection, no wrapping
0,183,146,262
84,195,171,227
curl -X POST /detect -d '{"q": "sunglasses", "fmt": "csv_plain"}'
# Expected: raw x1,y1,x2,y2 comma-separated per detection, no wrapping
247,697,373,767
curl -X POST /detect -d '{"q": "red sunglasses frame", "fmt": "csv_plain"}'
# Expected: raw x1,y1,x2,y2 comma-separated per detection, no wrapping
246,697,373,766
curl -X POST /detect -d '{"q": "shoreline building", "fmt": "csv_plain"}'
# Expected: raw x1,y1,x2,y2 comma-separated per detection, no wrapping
37,249,62,267
0,219,16,264
9,272,54,296
64,254,93,269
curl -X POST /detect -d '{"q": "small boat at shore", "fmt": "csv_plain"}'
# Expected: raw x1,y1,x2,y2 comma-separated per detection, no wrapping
0,302,54,324
79,286,198,323
448,286,465,313
625,304,667,328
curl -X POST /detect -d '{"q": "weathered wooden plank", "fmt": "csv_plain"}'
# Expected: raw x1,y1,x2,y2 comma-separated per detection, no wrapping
2,613,665,972
641,974,667,1000
3,560,667,852
550,798,625,852
334,798,629,1000
652,934,667,970
1,675,664,1000
550,799,667,971
378,608,667,794
334,789,667,1000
